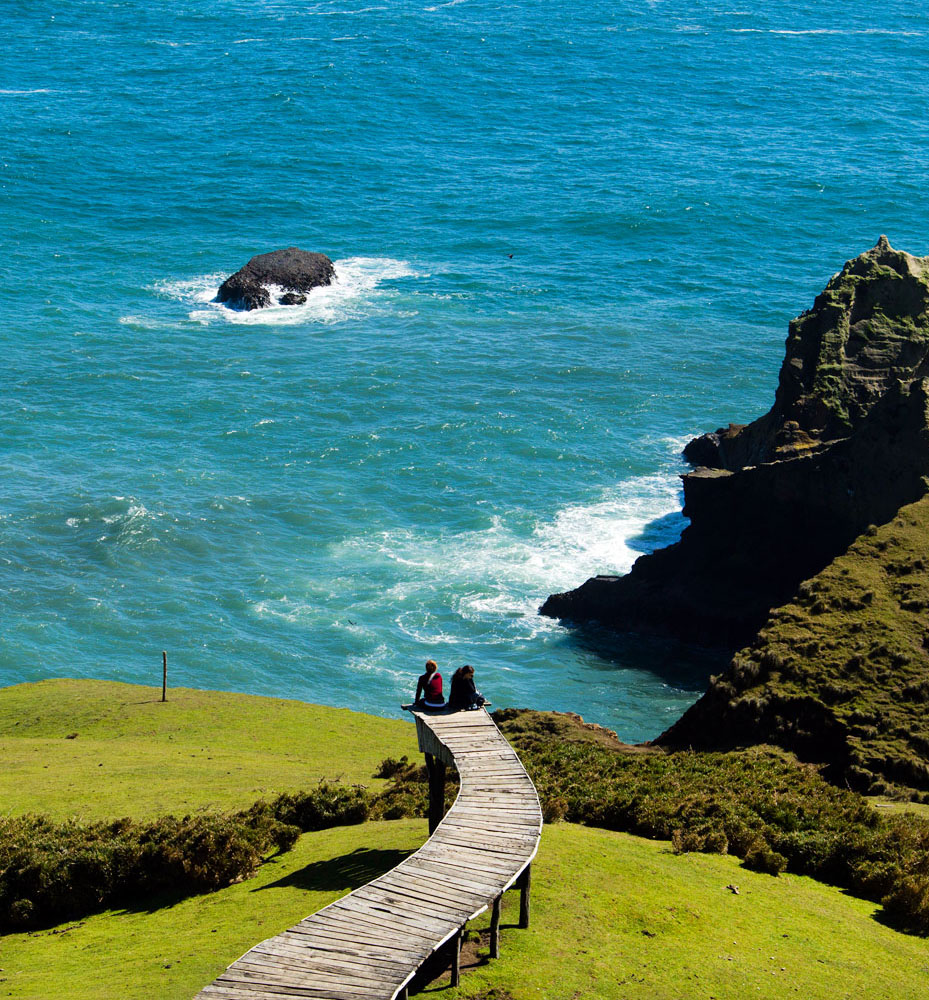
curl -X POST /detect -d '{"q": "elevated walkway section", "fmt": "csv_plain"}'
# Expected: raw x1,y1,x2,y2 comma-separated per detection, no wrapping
196,706,542,1000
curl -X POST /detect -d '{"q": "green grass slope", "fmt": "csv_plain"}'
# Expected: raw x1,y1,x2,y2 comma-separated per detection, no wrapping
452,824,929,1000
2,680,928,999
3,822,928,1000
0,679,413,820
0,819,424,1000
664,495,929,796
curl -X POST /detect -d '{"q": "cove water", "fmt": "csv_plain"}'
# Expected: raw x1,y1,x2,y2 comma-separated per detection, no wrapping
3,2,929,741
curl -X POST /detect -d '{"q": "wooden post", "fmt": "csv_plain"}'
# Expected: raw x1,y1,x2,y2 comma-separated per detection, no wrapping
450,928,462,987
424,752,446,835
490,893,501,958
518,864,531,929
398,988,408,1000
162,650,167,703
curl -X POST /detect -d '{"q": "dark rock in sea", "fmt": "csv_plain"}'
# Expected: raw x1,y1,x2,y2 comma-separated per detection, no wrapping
217,248,335,310
541,237,929,648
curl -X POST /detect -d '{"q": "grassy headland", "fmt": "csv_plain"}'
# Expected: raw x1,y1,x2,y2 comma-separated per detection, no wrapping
0,678,412,820
2,680,929,1000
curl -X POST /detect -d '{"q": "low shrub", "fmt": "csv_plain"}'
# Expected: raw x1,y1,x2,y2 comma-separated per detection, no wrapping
486,709,929,934
368,759,458,821
0,781,369,932
263,784,369,831
743,843,788,875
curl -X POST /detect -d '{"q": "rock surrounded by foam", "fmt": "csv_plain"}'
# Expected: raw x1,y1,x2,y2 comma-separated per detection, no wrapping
217,248,335,310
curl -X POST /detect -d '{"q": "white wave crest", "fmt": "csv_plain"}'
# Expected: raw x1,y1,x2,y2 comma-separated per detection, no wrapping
425,0,470,11
158,257,420,326
64,496,170,551
334,474,686,643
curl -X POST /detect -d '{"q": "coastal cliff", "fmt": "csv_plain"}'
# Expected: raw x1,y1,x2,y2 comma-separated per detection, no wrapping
658,495,929,794
541,237,929,648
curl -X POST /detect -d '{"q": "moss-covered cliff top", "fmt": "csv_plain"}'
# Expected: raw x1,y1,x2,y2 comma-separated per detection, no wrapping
779,236,929,446
661,493,929,797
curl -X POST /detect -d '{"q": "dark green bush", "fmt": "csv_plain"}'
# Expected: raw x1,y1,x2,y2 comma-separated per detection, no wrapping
743,843,788,875
263,784,369,831
0,782,370,932
487,710,929,934
369,763,457,820
883,875,929,933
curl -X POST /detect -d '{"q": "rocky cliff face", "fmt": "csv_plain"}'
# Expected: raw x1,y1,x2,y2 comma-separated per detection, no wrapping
658,495,929,795
541,238,929,648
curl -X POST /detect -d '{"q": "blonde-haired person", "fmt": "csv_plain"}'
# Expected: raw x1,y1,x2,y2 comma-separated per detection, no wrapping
414,659,445,708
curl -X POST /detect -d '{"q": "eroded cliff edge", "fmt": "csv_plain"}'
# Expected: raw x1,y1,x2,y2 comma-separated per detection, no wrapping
657,496,929,793
542,237,929,648
541,237,929,793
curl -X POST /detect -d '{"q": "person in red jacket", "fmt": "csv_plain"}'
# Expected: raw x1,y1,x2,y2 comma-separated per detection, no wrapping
415,659,445,708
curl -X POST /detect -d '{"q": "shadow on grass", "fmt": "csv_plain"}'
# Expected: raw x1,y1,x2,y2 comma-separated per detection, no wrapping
408,926,520,996
254,846,416,894
104,846,416,919
114,884,202,917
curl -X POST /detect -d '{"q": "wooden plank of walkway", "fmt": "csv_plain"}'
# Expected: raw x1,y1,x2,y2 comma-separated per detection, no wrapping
195,706,542,1000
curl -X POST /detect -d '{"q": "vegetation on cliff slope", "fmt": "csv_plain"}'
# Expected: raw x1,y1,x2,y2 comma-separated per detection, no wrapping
662,494,929,798
493,711,929,933
4,681,929,999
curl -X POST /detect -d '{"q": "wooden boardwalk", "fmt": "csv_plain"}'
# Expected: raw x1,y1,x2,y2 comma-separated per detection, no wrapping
196,707,542,1000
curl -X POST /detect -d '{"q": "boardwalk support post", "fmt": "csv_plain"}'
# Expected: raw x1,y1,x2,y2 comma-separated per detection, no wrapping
518,864,531,928
424,752,446,835
450,928,462,987
490,893,502,958
194,707,542,1000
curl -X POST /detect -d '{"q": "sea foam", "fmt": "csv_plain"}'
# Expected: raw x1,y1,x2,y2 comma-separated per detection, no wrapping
159,257,420,326
331,473,686,646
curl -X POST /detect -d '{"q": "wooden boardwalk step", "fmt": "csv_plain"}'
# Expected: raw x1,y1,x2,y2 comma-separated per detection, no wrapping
194,707,542,1000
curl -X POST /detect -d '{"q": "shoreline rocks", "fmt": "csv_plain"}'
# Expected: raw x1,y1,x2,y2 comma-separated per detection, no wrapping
217,248,335,310
541,237,929,648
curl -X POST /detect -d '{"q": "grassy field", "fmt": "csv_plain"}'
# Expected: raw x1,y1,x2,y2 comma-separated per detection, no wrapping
2,679,928,1000
453,824,929,1000
3,822,927,1000
0,819,425,1000
0,679,413,820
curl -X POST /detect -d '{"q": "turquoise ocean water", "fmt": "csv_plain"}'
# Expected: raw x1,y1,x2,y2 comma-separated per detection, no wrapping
3,1,929,740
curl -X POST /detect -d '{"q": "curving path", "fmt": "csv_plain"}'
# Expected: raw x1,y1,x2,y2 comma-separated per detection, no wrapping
196,706,542,1000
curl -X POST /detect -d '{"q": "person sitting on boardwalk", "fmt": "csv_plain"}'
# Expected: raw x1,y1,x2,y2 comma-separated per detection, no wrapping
414,659,445,708
448,664,486,711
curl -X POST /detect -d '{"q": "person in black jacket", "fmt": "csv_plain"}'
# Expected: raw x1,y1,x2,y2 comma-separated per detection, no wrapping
448,664,485,711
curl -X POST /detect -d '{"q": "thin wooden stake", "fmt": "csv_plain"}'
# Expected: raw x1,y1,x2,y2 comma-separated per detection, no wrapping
162,650,167,703
424,752,446,835
519,864,531,929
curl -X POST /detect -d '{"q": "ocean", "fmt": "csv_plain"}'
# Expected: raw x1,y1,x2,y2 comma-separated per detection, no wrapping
3,0,929,741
